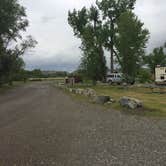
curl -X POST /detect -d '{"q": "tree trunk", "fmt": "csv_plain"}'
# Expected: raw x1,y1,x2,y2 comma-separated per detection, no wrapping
92,79,97,86
9,80,13,86
110,20,114,73
110,44,114,73
100,46,106,82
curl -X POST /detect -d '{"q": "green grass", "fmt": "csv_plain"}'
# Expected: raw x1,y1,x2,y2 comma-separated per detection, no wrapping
71,84,166,117
29,77,65,82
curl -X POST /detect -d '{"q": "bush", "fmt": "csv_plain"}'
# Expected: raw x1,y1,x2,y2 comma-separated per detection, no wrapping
137,68,152,83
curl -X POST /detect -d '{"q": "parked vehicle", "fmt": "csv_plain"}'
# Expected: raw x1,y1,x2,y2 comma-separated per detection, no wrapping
106,73,123,84
155,66,166,85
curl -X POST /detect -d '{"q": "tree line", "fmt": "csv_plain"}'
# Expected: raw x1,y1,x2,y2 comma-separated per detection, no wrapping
1,0,166,86
26,69,68,78
0,0,37,86
68,0,166,84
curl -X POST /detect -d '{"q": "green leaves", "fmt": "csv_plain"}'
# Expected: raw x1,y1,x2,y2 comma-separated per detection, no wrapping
68,4,107,82
0,0,36,85
116,11,149,81
68,0,151,83
96,0,137,71
68,7,88,37
0,0,28,42
144,46,166,73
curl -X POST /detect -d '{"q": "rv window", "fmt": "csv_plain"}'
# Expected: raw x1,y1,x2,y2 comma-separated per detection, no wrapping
161,76,164,80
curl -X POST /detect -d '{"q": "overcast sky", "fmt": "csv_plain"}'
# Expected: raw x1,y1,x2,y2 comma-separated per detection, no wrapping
20,0,166,71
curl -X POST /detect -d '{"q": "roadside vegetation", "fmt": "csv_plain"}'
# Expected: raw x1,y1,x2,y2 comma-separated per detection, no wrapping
68,0,166,84
94,85,166,116
66,0,166,116
0,81,25,94
66,83,166,117
0,0,37,87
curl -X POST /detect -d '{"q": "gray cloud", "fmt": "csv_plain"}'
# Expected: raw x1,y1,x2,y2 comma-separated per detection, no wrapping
25,59,79,71
135,0,166,52
41,16,57,23
20,0,166,71
23,48,81,71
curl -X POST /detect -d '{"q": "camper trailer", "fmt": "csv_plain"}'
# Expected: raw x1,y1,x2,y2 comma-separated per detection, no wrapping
155,66,166,85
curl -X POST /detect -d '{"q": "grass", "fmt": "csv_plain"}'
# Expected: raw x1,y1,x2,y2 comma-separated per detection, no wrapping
71,84,166,117
29,77,65,82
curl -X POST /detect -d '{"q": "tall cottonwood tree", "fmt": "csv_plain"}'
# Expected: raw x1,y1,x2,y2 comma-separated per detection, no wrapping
0,0,28,46
68,0,150,83
0,0,37,85
96,0,136,72
116,11,149,83
68,6,107,83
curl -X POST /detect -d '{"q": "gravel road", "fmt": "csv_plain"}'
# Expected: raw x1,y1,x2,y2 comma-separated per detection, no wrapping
0,82,166,166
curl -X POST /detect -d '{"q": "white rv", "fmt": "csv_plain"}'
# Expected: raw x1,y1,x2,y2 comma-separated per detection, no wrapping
155,66,166,85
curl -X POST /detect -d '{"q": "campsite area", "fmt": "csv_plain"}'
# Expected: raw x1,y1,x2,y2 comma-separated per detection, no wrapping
0,81,166,165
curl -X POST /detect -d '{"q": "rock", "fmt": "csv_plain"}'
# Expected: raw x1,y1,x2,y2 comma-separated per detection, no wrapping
83,88,96,97
75,89,84,95
110,98,116,103
119,96,143,109
73,89,77,93
68,88,73,93
104,101,112,105
93,96,110,104
127,100,137,109
68,88,76,93
68,88,96,96
122,82,128,86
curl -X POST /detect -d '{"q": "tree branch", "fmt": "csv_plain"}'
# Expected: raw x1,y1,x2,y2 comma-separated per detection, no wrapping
113,49,122,66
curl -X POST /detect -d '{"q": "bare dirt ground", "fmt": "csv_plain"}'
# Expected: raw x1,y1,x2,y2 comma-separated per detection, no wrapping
0,82,166,166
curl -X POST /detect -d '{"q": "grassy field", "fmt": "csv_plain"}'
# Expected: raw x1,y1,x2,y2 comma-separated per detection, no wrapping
71,84,166,117
29,77,65,82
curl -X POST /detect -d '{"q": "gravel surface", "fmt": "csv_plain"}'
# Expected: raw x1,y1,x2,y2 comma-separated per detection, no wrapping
0,82,166,166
